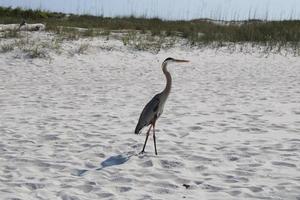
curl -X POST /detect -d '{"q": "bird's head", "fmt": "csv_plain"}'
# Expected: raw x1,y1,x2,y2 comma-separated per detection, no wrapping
163,57,189,64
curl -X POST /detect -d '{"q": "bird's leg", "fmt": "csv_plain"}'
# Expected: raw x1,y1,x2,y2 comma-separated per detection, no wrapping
140,125,152,154
153,120,158,155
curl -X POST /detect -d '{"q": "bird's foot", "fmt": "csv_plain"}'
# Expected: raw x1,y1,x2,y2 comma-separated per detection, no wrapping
139,150,145,155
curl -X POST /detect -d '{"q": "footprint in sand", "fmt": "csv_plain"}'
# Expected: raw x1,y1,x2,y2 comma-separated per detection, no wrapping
139,160,153,167
159,159,184,169
115,186,132,193
271,161,297,168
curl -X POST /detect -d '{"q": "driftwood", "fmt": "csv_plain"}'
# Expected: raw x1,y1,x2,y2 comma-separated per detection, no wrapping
0,23,45,32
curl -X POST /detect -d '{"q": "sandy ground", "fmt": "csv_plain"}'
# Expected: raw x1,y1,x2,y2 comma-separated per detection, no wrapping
0,33,300,200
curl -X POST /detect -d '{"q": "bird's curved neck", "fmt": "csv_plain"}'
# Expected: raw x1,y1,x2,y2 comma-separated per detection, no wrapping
162,62,172,97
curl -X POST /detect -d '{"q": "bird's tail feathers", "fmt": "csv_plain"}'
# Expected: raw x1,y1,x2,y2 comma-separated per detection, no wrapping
135,123,143,134
135,128,141,134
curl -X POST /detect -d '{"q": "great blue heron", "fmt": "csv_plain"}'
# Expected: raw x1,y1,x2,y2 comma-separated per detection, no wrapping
135,57,189,155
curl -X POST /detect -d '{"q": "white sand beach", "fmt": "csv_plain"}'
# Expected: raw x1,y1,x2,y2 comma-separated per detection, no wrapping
0,32,299,200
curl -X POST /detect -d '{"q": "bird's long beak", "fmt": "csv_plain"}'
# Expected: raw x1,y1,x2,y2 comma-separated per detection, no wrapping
174,59,189,63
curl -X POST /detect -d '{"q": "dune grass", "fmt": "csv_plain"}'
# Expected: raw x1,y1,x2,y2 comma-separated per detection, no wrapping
1,6,300,54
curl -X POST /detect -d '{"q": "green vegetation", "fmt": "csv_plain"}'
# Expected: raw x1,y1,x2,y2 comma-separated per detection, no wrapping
1,6,300,55
1,29,20,38
0,43,14,53
22,45,47,58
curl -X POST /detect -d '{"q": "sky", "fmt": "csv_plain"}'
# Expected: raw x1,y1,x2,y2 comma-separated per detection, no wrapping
1,0,299,20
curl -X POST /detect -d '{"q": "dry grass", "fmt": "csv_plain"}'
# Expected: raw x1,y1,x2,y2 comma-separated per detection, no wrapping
1,6,300,55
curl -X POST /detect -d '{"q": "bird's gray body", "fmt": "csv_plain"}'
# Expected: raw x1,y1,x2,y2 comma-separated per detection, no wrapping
135,58,173,135
135,92,167,134
134,57,189,154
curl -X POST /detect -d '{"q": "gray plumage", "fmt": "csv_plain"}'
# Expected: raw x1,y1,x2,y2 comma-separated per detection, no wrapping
135,57,189,155
135,93,161,134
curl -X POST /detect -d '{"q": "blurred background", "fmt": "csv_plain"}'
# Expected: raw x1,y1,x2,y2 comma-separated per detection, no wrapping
1,0,299,20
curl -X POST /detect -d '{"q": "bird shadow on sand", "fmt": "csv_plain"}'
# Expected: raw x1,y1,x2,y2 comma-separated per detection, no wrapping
72,151,137,177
